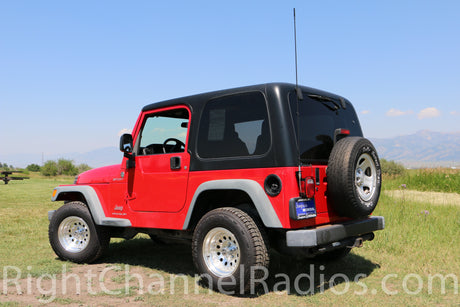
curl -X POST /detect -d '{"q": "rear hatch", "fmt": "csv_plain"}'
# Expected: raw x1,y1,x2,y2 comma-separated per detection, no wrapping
288,90,363,165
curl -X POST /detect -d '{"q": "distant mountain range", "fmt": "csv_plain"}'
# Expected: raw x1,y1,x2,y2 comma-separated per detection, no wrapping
371,130,460,168
1,130,459,169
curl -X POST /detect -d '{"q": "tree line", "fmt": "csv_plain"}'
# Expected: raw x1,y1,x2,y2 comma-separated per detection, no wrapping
0,163,15,170
0,159,91,176
3,158,407,177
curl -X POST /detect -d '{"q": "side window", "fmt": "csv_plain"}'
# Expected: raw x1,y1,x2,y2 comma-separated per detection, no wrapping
198,92,270,158
136,108,189,155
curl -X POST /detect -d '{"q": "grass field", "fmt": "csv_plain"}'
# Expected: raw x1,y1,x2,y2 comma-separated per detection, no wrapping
1,170,459,306
383,167,460,194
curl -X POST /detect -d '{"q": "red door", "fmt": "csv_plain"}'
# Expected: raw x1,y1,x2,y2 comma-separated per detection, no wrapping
126,106,190,213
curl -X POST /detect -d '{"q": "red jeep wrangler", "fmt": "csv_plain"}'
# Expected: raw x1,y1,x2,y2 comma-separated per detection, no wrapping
49,83,384,292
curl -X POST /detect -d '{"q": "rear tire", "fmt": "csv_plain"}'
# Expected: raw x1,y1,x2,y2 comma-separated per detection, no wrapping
192,207,269,294
49,201,110,263
327,137,381,218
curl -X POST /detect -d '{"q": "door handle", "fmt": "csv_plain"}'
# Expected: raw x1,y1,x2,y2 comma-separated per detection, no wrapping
170,156,181,170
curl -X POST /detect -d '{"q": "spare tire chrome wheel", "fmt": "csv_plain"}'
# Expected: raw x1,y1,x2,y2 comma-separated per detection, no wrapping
355,153,378,203
327,137,381,218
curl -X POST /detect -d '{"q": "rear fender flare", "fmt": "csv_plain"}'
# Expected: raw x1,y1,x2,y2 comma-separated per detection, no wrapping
183,179,282,229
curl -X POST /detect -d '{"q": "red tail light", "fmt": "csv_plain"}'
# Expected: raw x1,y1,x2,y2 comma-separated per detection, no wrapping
306,177,315,199
298,172,316,199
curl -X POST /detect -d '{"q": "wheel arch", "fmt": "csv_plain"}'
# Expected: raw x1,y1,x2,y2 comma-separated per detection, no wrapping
52,186,131,227
183,179,282,230
54,190,86,203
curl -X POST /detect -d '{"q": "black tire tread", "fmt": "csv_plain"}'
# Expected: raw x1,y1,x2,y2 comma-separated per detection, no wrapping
191,207,269,293
223,208,269,270
49,201,110,263
327,137,381,218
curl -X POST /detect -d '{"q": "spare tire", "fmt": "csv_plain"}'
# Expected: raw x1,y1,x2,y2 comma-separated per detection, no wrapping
327,137,381,218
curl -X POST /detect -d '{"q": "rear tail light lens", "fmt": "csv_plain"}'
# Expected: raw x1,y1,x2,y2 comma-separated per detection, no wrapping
298,175,316,199
306,177,315,199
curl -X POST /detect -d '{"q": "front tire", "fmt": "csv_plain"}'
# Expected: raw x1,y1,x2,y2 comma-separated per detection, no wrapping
49,201,110,263
192,207,269,293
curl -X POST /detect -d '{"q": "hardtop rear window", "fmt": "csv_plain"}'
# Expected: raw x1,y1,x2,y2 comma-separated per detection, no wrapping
289,91,363,164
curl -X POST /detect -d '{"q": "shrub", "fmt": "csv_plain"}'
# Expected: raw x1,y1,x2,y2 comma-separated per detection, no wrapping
380,158,406,177
26,164,41,172
77,163,92,173
40,159,91,176
57,159,78,176
41,161,58,176
0,162,14,171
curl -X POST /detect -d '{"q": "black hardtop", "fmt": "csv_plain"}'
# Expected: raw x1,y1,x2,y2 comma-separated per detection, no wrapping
142,82,348,112
140,82,356,171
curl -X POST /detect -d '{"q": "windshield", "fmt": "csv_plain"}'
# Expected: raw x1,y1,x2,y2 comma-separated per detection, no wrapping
289,91,363,164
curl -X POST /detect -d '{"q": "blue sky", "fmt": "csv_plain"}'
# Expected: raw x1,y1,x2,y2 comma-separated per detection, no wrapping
1,1,459,158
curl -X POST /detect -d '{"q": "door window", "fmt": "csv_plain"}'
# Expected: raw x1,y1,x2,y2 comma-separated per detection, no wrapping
136,108,189,155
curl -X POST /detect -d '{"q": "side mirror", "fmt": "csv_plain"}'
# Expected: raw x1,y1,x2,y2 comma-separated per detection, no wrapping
120,134,133,153
120,134,135,169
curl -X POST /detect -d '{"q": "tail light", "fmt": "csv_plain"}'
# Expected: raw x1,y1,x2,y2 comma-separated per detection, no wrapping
305,177,315,199
292,174,317,220
299,176,315,199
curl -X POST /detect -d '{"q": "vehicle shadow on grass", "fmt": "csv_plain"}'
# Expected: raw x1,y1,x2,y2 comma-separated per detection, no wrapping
103,237,196,276
100,237,380,296
267,251,380,296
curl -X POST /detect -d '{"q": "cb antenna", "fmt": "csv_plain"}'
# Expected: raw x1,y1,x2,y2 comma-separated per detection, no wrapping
293,8,303,194
293,8,303,101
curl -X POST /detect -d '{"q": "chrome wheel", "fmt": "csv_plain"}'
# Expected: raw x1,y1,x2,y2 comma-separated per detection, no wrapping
192,207,269,293
202,227,240,277
355,153,377,203
58,216,90,253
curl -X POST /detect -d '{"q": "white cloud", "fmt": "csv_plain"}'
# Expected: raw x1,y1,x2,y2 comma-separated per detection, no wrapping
418,107,441,120
386,108,413,117
118,128,132,136
450,111,459,116
361,110,371,115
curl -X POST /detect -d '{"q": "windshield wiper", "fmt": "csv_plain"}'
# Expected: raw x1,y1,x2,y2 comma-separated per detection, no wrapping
307,94,340,111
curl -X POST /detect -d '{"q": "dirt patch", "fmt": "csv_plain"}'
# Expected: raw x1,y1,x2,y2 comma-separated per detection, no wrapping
1,262,246,306
384,189,460,206
1,263,152,306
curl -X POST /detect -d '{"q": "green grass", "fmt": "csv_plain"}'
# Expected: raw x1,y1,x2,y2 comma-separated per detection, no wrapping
0,174,74,277
383,167,460,193
1,173,459,305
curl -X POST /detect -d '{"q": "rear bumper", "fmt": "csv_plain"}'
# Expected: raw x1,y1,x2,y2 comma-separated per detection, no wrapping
286,216,385,247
